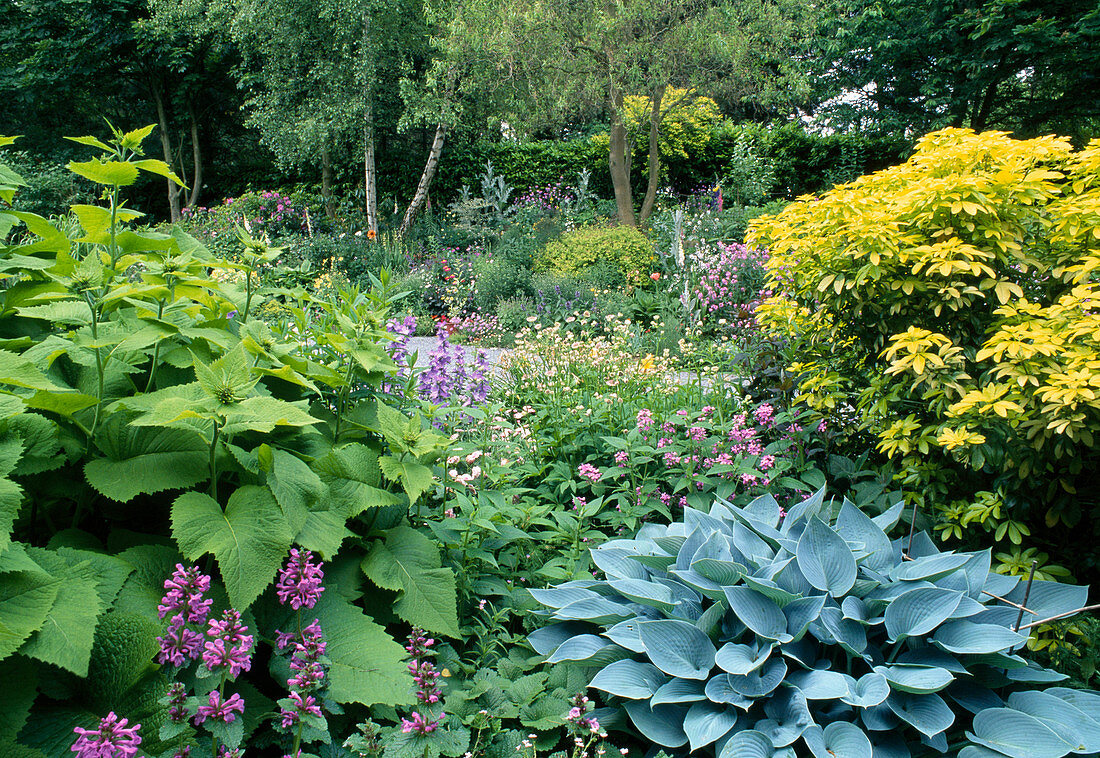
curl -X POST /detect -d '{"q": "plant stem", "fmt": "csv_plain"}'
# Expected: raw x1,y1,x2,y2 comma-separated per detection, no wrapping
209,419,222,501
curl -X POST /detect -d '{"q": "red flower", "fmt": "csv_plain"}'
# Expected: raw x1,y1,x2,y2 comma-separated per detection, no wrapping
650,272,661,281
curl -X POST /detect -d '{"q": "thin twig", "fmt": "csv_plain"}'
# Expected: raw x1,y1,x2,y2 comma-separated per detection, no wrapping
1018,604,1100,632
1012,561,1038,633
904,500,919,558
981,590,1035,616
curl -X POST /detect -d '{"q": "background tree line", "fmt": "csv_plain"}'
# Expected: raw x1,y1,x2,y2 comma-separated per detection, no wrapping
2,0,1097,228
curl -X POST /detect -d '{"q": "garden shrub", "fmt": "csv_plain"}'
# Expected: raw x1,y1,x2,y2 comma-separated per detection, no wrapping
749,128,1100,580
536,225,656,287
532,486,1100,758
473,256,532,312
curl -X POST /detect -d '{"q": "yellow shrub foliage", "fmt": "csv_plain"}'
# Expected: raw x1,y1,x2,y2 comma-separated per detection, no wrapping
748,128,1100,577
536,224,657,286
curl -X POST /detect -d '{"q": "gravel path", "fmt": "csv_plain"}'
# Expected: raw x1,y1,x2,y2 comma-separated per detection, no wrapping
406,336,508,370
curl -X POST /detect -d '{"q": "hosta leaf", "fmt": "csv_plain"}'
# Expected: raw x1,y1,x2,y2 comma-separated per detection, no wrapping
691,558,745,586
718,730,773,758
1046,688,1100,724
968,707,1076,758
803,722,874,758
725,586,791,642
608,578,676,613
652,679,707,706
1005,581,1088,625
84,422,208,503
603,619,646,653
0,571,61,659
360,526,459,638
554,597,635,625
1007,691,1100,753
760,686,813,747
314,593,413,707
171,487,292,609
723,657,786,697
884,587,962,641
884,692,954,737
875,664,954,694
623,701,688,748
932,620,1025,655
590,660,667,699
788,668,849,700
836,499,893,570
891,553,970,582
784,595,826,640
684,701,739,751
638,619,716,680
715,641,773,675
704,674,753,708
528,622,591,656
528,587,599,609
796,516,856,597
545,635,630,666
592,547,650,580
840,672,890,707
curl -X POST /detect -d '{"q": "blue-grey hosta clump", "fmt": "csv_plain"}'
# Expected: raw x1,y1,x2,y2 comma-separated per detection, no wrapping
529,488,1100,758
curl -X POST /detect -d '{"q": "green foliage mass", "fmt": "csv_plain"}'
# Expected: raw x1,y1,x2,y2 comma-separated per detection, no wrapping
536,226,656,287
0,127,459,752
749,127,1100,581
532,486,1100,758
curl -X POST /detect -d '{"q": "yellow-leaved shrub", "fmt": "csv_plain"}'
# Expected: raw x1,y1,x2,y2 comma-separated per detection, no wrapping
748,128,1100,579
536,225,657,286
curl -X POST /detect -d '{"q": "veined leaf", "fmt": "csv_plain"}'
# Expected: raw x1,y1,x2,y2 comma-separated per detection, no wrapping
0,656,36,742
171,487,292,609
67,159,139,186
0,350,68,391
796,515,856,597
378,455,434,505
360,526,459,637
85,421,209,503
0,571,62,660
313,593,412,707
18,563,103,676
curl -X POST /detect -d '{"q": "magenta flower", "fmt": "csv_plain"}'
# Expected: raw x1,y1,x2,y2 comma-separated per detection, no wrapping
71,712,142,758
577,463,601,483
279,692,323,728
203,609,253,677
194,690,245,725
400,710,442,735
156,564,212,667
276,548,325,610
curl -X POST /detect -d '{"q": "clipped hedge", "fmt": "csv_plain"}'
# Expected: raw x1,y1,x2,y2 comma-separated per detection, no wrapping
536,225,657,287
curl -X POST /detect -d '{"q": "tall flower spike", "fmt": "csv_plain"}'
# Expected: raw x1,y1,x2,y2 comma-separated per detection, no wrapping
157,564,212,667
276,548,325,610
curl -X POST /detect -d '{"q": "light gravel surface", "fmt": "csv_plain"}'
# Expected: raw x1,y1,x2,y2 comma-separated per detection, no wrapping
405,336,508,371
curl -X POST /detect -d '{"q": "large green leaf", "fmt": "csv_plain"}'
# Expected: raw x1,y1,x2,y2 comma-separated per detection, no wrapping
0,350,67,391
1007,691,1100,753
18,563,102,676
360,526,459,637
796,516,856,597
171,486,292,609
264,448,323,531
0,571,61,660
221,396,318,435
638,619,717,680
0,434,23,554
314,593,413,707
968,707,1076,758
315,444,400,518
379,455,434,505
67,159,139,186
0,656,36,742
85,421,209,503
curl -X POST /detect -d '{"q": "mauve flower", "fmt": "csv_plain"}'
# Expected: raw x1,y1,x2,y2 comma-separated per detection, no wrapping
157,564,212,667
276,548,325,610
194,690,245,725
203,610,253,677
71,712,142,758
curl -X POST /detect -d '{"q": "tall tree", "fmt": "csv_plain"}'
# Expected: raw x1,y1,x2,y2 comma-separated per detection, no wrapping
446,0,813,227
808,0,1100,138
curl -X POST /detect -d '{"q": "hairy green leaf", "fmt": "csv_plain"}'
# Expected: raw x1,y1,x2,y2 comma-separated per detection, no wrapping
360,526,459,637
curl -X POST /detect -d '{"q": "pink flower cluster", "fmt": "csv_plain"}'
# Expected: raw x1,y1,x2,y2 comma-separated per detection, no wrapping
400,628,444,734
274,550,329,736
577,463,601,483
276,548,326,610
71,712,142,758
157,564,213,667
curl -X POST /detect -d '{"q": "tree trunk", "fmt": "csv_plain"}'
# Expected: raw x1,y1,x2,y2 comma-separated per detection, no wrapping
637,83,666,227
321,145,335,220
152,83,182,223
608,85,636,227
398,123,447,237
185,101,203,210
363,11,378,235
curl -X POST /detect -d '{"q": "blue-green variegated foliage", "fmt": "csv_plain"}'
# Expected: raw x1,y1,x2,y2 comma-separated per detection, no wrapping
529,488,1099,758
